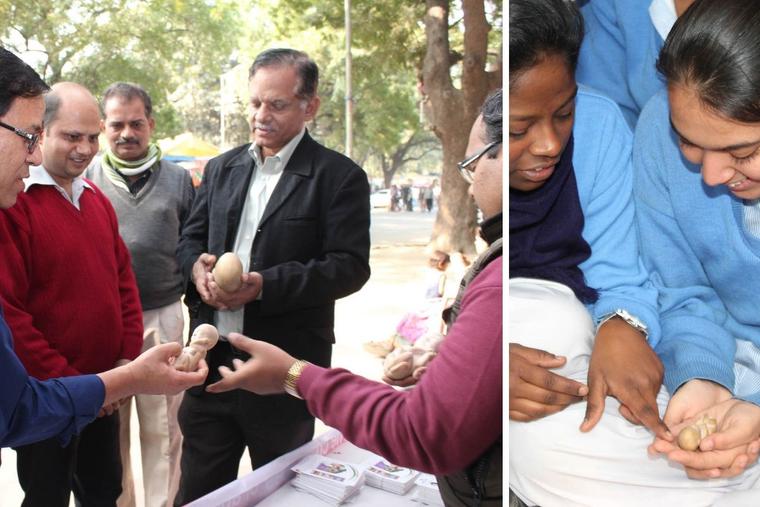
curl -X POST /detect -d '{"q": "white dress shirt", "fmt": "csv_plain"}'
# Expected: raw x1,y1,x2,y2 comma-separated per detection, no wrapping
25,165,93,210
215,128,306,337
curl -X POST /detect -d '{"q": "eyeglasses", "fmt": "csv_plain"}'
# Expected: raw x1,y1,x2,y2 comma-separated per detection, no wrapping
457,141,501,183
0,120,40,155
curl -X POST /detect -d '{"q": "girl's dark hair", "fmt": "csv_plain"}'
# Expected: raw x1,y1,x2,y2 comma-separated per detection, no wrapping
657,0,760,122
509,0,583,86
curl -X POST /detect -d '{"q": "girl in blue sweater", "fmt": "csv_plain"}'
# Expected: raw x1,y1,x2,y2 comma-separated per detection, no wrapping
634,0,760,485
576,0,695,129
510,0,760,505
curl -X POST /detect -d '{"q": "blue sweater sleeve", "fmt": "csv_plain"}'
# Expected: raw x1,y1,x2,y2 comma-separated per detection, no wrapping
633,91,737,398
573,88,661,346
577,1,636,127
577,0,666,130
0,309,104,448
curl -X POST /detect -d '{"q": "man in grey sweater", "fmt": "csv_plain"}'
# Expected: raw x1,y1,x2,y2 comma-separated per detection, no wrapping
86,82,195,507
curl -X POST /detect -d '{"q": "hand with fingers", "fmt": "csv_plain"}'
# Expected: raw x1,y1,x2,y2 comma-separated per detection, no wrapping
192,253,217,304
650,398,760,479
97,400,121,417
206,271,263,311
206,333,296,395
662,379,733,431
509,343,589,422
581,317,672,441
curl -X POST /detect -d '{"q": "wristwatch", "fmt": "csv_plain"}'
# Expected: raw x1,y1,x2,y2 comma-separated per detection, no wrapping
599,309,648,337
283,359,311,399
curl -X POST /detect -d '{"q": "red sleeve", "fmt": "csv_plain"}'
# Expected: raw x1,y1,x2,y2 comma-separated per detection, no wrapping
300,258,503,474
0,204,80,378
101,192,143,361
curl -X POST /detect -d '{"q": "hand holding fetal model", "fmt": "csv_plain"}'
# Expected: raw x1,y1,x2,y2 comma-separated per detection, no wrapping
174,324,219,372
651,396,760,479
677,414,717,451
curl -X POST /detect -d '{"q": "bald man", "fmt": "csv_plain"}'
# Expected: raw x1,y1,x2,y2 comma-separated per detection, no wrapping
0,82,143,506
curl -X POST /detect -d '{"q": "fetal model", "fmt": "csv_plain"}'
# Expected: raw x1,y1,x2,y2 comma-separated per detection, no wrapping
677,414,718,451
212,252,244,292
383,332,444,381
174,324,219,372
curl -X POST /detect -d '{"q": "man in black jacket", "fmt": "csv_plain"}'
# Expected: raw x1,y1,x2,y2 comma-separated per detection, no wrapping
174,48,371,504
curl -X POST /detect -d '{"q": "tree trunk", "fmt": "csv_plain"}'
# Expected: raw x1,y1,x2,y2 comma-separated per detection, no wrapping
422,0,495,255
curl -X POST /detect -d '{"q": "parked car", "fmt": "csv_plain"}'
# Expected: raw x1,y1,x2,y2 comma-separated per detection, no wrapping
370,188,392,208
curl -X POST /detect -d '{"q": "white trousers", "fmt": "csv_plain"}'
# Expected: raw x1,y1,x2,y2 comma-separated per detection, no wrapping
118,300,185,507
508,278,760,507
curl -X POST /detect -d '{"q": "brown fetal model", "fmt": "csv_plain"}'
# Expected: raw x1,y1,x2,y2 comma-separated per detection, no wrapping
212,252,244,292
174,324,219,372
677,414,718,451
382,333,444,381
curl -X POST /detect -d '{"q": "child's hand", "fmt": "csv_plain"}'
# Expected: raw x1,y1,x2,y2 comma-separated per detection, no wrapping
509,343,588,422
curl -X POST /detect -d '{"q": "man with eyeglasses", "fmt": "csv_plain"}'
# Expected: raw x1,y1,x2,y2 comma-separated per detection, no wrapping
173,47,371,504
0,48,207,451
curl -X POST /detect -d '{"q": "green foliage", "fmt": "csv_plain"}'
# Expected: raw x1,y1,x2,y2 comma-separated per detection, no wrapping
253,0,435,178
0,0,500,181
0,0,240,139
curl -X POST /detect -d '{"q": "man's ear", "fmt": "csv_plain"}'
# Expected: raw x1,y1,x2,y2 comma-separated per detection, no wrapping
304,95,321,121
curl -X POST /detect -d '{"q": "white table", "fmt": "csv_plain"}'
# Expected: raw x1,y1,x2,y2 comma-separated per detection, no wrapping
187,428,443,506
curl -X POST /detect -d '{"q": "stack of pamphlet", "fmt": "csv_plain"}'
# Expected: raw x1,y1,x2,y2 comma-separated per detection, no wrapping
411,473,445,506
362,454,420,495
291,454,365,505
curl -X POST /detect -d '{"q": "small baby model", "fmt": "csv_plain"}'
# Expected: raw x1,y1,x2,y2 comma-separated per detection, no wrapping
383,332,444,381
677,414,718,451
174,324,219,372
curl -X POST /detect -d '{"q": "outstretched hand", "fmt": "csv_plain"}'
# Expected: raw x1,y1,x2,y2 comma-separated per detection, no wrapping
127,342,209,395
509,343,588,422
581,317,671,441
206,333,297,395
98,342,209,406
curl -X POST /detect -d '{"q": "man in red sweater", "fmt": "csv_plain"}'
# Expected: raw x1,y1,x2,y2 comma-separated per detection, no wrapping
0,82,143,507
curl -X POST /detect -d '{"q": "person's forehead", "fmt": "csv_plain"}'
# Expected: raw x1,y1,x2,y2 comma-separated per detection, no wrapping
49,107,101,135
5,95,45,131
103,97,149,121
249,67,299,96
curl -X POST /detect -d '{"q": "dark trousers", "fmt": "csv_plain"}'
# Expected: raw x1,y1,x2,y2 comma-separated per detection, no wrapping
174,390,315,505
15,412,122,507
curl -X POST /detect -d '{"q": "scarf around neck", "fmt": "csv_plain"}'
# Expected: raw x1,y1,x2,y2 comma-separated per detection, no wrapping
479,212,503,246
102,143,162,176
509,135,598,303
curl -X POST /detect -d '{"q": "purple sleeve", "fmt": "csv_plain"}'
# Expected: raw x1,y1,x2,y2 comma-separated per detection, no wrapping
299,258,503,474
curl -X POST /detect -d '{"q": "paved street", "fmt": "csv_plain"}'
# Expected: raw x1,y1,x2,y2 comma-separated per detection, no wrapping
0,208,437,507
